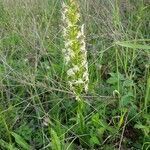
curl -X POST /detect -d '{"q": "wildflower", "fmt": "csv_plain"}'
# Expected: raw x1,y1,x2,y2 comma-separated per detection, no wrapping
67,68,75,76
74,79,84,84
72,65,80,72
62,0,89,98
64,55,70,64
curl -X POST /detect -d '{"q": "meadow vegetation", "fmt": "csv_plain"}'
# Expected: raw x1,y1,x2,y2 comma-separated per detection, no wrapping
0,0,150,149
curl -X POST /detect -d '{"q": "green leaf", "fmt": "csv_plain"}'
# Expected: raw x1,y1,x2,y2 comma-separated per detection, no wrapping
11,132,31,150
97,127,105,136
107,77,118,84
90,136,100,145
123,79,134,87
143,114,150,121
128,104,138,119
91,113,100,127
116,41,150,50
0,139,18,150
120,92,134,107
107,72,124,85
134,124,149,136
51,129,61,150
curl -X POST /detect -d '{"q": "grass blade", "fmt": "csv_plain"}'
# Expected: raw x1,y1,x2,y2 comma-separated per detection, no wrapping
116,41,150,50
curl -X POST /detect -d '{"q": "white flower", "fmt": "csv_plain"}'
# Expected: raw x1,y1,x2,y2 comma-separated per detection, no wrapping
65,40,72,48
62,2,68,13
74,79,84,84
75,95,80,101
83,71,89,79
62,13,66,21
80,41,86,52
68,48,75,58
68,81,73,89
64,55,70,64
72,65,80,72
62,48,67,53
76,13,80,21
84,83,88,92
77,31,82,39
62,0,89,95
67,68,75,76
62,27,67,36
81,24,85,34
81,60,87,68
66,19,73,27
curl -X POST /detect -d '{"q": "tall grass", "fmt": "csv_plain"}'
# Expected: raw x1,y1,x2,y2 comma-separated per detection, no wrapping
0,0,150,149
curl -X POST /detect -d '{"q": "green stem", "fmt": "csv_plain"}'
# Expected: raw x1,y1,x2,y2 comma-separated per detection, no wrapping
144,74,150,113
76,97,85,133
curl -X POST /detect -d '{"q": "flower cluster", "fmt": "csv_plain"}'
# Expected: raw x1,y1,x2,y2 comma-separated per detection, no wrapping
61,0,89,98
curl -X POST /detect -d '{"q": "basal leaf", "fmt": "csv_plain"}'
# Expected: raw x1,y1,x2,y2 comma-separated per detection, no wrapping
11,132,31,150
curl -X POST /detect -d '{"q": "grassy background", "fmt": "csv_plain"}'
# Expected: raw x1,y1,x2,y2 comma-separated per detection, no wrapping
0,0,150,149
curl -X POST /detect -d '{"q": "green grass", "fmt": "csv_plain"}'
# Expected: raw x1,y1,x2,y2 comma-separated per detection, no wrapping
0,0,150,149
